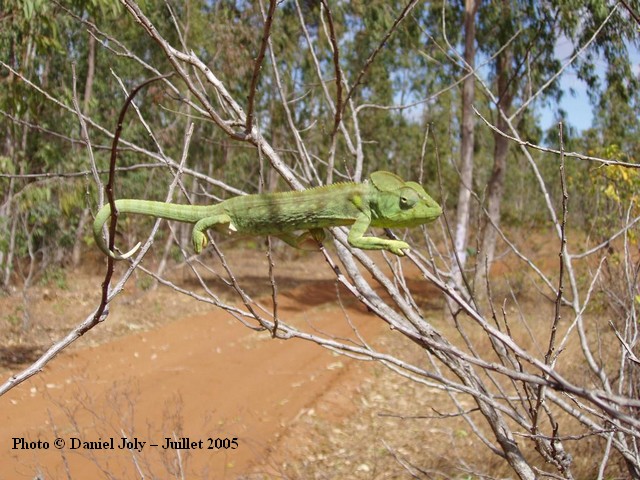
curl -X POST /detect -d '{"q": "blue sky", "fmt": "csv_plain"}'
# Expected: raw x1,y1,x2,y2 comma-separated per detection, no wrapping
540,76,593,132
538,41,640,133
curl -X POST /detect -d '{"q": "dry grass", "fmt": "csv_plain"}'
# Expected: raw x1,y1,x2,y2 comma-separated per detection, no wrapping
2,239,636,479
253,295,631,479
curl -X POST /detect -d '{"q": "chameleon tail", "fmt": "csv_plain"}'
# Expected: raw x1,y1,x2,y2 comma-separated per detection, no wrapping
93,201,141,260
93,199,222,260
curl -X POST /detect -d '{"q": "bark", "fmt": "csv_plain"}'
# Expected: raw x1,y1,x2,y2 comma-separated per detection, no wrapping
452,0,479,289
4,107,33,287
3,204,18,288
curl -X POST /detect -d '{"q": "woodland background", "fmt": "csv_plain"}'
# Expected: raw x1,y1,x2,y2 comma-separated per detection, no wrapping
1,1,640,479
1,1,639,281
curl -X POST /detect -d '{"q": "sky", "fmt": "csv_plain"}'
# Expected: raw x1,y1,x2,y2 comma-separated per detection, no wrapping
538,40,640,133
539,74,593,132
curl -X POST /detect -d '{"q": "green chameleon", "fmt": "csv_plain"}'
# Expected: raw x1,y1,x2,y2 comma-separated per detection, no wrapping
93,171,442,260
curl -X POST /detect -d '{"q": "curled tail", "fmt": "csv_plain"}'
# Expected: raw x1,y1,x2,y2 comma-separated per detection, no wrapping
93,199,219,260
93,200,143,260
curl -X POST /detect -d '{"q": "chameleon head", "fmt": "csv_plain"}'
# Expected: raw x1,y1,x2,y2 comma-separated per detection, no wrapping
369,171,442,228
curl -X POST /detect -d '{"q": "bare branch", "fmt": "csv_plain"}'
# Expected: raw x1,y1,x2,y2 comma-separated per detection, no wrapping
246,0,277,134
474,105,640,169
341,0,421,116
511,3,620,120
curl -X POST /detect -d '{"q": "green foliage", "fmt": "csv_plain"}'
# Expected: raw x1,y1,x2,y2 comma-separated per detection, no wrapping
136,275,155,291
170,244,185,263
0,155,12,168
40,265,68,290
0,0,638,283
597,163,639,207
4,308,22,328
587,145,640,239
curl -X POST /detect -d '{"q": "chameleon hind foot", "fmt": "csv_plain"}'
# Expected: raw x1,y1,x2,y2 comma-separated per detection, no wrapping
192,230,208,254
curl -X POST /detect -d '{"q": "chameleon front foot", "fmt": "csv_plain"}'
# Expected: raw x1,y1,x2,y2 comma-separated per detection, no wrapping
348,236,411,256
386,240,410,256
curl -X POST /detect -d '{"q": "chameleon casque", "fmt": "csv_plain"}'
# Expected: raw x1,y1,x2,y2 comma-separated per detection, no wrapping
93,171,442,260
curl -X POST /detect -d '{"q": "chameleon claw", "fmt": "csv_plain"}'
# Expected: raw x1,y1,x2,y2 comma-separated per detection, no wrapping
192,231,208,254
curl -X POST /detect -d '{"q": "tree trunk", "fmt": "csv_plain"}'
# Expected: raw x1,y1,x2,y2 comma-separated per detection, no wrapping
155,223,176,287
72,207,91,267
3,205,19,288
452,0,479,289
71,28,97,268
1,123,17,287
475,46,513,292
83,30,96,114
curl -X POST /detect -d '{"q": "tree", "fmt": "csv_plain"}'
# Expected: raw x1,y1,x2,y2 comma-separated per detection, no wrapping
471,0,640,290
451,0,479,289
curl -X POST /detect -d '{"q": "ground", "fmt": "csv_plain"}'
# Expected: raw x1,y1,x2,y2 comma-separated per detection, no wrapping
1,249,436,479
0,238,613,478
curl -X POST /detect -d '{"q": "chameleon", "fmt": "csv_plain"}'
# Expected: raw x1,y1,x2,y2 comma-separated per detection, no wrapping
93,171,442,260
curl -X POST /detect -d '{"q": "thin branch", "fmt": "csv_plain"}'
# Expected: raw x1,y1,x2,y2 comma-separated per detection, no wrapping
379,407,481,420
0,74,171,396
474,106,640,169
571,214,640,259
320,0,343,136
319,0,342,182
71,63,101,205
511,2,619,120
610,321,640,366
266,237,279,337
620,0,640,25
341,0,421,116
292,0,358,169
0,62,245,196
548,123,568,368
246,0,277,134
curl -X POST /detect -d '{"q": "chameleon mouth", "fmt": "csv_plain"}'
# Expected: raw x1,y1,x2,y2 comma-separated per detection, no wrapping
398,207,442,227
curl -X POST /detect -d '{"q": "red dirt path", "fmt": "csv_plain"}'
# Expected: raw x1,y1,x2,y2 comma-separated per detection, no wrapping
1,277,383,479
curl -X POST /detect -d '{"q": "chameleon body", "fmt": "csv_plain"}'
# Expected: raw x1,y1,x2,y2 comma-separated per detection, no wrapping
93,171,442,260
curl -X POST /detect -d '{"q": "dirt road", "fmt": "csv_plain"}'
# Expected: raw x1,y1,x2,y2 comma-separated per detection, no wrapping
1,279,382,479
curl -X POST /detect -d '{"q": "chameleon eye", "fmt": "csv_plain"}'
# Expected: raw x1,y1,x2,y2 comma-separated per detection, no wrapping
399,195,415,209
399,188,419,209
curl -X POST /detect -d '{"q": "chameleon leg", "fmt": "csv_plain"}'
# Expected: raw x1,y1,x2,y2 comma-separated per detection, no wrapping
276,228,325,251
347,214,410,256
192,213,232,253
